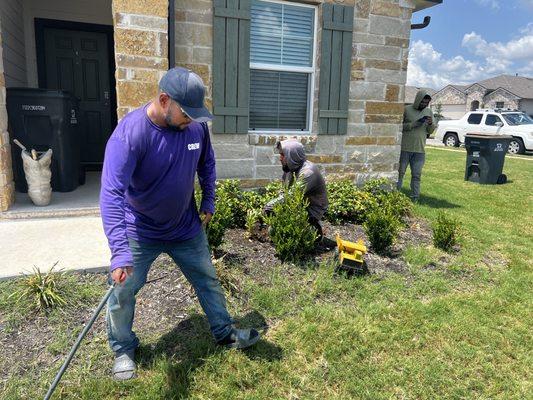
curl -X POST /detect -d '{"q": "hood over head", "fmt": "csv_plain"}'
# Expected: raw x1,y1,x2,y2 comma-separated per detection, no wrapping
278,139,306,171
413,89,432,110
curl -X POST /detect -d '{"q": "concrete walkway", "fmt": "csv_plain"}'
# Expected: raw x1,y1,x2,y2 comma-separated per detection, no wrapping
0,216,110,280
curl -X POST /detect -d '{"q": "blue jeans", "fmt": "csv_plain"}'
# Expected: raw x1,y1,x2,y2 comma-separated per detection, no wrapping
397,151,426,200
106,230,233,354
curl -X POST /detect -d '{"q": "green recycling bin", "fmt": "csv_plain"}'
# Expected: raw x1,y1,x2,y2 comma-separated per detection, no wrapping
464,134,512,184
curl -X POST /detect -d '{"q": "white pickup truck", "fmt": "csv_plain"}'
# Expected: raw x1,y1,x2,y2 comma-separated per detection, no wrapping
435,109,533,154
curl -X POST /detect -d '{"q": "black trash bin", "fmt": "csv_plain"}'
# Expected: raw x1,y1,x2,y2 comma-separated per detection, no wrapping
464,134,511,184
7,88,84,193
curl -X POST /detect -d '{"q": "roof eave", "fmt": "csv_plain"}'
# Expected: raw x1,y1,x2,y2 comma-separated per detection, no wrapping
414,0,443,12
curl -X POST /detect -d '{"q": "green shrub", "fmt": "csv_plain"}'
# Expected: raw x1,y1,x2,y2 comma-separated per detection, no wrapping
241,189,264,214
261,181,284,204
206,190,233,250
364,208,400,255
362,178,393,196
432,212,459,252
266,180,317,262
379,190,412,220
9,265,66,311
245,208,262,238
325,180,377,224
216,179,247,228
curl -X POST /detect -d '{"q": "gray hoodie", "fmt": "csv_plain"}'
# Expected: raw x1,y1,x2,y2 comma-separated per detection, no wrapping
279,139,328,220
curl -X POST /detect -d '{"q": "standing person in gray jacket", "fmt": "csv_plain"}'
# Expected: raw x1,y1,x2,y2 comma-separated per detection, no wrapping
398,89,436,202
264,139,328,241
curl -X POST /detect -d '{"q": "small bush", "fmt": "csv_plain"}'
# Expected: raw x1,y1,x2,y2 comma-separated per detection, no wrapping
261,181,284,204
206,191,233,250
245,208,262,238
266,180,317,262
9,265,66,311
379,190,412,221
432,212,459,252
325,180,377,224
241,189,264,214
364,208,400,255
362,178,393,196
216,180,247,228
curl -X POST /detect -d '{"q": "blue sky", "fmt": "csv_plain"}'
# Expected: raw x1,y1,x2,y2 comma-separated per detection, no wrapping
407,0,533,89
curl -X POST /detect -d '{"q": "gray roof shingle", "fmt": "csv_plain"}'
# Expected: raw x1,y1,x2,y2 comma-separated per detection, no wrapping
474,75,533,99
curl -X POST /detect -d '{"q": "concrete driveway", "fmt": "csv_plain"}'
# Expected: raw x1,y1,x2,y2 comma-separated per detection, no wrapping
0,216,110,280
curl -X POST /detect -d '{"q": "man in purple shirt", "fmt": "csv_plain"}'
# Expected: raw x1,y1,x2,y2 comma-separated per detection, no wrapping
100,67,260,381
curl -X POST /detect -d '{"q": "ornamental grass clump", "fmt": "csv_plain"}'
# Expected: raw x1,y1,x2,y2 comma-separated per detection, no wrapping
9,264,66,311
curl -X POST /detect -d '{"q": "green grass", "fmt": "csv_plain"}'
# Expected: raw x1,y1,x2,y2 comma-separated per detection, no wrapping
1,148,532,399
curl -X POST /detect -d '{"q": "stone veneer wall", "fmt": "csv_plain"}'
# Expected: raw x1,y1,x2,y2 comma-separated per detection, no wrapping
432,86,467,106
0,21,14,211
175,0,415,187
484,90,520,110
112,0,169,120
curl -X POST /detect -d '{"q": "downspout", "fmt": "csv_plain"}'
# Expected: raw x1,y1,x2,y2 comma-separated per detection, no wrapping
168,0,175,68
411,16,431,30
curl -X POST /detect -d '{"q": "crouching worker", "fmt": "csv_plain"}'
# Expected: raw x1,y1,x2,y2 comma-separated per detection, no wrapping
264,139,328,242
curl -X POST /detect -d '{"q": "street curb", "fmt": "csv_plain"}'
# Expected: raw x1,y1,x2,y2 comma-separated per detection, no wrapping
0,207,100,220
0,265,109,282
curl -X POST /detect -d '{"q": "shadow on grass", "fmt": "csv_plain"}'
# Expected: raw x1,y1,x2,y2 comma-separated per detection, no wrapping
400,189,461,209
137,311,282,399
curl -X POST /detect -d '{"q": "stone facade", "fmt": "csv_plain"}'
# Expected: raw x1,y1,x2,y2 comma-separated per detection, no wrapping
465,84,485,110
484,89,520,110
175,0,415,185
112,0,169,119
433,83,525,119
0,21,14,211
432,86,466,106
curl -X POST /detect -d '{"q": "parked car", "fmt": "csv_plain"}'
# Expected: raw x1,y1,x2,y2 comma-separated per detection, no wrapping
435,109,533,154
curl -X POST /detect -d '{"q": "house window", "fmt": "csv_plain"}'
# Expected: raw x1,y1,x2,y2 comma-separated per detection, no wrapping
249,0,317,132
495,102,505,109
467,113,483,125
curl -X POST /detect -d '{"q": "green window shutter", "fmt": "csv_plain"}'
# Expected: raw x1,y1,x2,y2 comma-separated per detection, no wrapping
213,0,251,134
318,3,354,135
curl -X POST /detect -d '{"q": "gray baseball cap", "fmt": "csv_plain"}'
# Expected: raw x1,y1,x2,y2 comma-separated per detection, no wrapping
159,67,213,122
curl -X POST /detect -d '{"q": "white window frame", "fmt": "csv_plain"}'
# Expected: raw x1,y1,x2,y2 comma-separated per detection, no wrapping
248,0,318,135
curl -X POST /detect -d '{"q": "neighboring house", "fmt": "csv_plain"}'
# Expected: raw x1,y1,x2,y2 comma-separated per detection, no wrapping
0,0,443,212
431,74,533,120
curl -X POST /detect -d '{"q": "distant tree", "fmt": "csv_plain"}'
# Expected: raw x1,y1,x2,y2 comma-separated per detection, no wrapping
433,103,444,123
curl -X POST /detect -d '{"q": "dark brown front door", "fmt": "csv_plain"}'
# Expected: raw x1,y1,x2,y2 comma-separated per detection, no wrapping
42,27,113,166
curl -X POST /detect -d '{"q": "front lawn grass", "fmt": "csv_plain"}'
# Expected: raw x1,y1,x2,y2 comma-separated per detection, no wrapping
1,147,531,399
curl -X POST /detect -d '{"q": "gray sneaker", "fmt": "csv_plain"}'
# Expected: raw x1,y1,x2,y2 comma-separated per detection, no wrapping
217,327,261,349
112,349,136,381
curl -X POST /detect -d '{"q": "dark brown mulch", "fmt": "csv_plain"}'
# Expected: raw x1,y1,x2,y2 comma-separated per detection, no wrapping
0,215,434,386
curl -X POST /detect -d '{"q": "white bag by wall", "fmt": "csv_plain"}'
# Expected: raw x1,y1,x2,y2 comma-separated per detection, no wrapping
21,149,53,206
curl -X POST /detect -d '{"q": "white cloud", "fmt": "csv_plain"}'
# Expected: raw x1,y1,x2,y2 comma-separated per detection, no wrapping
407,29,533,89
462,31,533,61
406,40,507,89
474,0,500,10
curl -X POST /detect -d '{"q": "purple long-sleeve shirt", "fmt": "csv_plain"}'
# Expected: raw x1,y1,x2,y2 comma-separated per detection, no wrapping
100,105,216,271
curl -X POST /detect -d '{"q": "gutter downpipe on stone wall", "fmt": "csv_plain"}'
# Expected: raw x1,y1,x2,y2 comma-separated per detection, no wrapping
168,0,175,68
411,16,431,30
